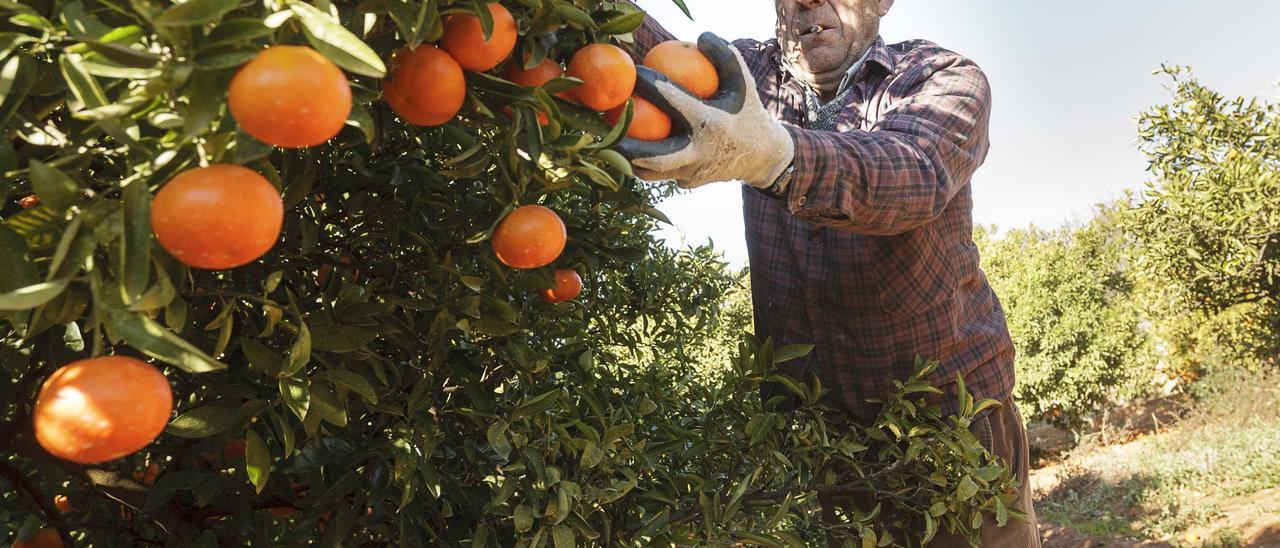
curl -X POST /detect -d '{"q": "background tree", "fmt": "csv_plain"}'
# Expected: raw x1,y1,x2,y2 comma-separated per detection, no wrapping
0,0,1014,545
1124,66,1280,373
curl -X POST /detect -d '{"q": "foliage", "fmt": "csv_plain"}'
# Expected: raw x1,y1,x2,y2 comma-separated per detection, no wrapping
1123,66,1280,371
976,210,1149,428
0,0,1012,546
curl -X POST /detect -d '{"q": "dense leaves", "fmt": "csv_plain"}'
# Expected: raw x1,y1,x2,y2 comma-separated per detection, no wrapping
0,0,1015,546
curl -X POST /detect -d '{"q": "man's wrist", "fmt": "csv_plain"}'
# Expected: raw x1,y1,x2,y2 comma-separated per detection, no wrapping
759,161,795,198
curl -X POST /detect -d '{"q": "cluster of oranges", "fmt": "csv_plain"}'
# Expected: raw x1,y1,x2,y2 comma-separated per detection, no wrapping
26,6,720,513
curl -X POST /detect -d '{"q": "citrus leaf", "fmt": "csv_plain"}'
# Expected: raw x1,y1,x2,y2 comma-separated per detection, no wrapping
0,280,69,311
316,369,378,404
28,160,79,214
597,11,646,35
106,307,227,372
156,0,239,27
167,406,243,438
288,1,386,78
280,376,310,421
245,429,270,493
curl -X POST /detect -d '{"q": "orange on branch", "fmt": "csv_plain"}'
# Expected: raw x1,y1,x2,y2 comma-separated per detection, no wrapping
605,96,672,141
492,205,567,269
643,40,719,99
151,164,284,270
53,495,74,513
33,356,173,464
440,2,518,72
540,269,583,303
12,528,63,548
385,45,466,126
566,43,636,111
228,46,352,148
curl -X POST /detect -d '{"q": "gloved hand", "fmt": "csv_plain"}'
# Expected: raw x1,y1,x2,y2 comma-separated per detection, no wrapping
617,32,795,190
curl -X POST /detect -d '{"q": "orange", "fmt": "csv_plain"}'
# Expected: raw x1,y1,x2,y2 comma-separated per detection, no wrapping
643,40,719,99
228,46,352,148
491,205,566,269
385,45,466,126
151,164,284,270
502,55,563,87
566,43,636,111
440,2,518,72
540,269,583,303
604,96,672,141
53,494,74,513
223,437,247,460
133,462,160,485
12,528,63,548
33,356,173,464
502,55,564,124
18,194,39,209
270,506,300,517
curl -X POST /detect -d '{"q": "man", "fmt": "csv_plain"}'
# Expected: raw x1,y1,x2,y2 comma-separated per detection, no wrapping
618,0,1040,546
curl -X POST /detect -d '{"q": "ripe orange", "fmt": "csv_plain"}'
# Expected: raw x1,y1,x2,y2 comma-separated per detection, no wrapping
492,205,566,269
18,194,39,209
440,2,518,72
604,96,672,141
12,528,63,548
228,46,352,148
33,356,173,464
540,269,583,303
643,40,719,99
502,56,563,88
385,45,466,127
223,437,247,460
270,506,300,517
53,494,74,513
566,43,636,111
151,164,284,270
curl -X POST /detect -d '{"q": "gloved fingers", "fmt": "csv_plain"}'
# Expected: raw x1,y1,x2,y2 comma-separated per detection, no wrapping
629,145,699,175
697,32,752,114
616,133,692,161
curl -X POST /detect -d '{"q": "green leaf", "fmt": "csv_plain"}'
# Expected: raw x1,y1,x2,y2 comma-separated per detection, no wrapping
0,280,67,311
245,429,270,493
551,524,574,548
280,376,310,421
289,1,386,78
241,337,282,376
28,160,79,214
597,11,646,35
514,503,534,532
120,179,151,304
156,0,239,26
0,226,37,292
309,324,377,353
955,475,979,501
0,52,35,128
107,307,227,372
316,369,378,404
772,344,814,364
284,295,311,375
486,419,511,461
552,3,594,29
167,406,244,438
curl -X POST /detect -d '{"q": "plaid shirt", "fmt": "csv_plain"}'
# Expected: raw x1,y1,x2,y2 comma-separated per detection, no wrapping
634,18,1016,419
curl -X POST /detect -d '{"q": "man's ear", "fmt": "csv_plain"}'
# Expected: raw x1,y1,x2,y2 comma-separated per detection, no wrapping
879,0,894,16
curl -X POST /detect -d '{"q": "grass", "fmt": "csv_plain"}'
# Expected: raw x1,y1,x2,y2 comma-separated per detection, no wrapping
1035,367,1280,546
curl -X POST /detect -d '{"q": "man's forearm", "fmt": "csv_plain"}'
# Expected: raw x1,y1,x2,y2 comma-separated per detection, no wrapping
771,60,993,236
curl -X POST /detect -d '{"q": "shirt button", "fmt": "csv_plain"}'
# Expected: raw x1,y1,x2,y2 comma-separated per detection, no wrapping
796,196,807,207
809,230,822,245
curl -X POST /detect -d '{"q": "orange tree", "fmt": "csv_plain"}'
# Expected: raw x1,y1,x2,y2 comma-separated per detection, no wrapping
0,1,1018,545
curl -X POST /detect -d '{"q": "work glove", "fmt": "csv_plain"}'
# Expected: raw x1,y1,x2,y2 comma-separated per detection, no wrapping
617,32,795,190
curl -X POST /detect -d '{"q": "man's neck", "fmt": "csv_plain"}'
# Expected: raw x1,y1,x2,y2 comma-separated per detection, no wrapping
790,43,875,103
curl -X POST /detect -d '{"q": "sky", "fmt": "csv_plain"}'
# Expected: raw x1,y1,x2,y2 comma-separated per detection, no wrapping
636,0,1280,267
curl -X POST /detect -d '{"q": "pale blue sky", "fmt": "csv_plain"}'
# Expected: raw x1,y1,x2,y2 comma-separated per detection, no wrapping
637,0,1280,267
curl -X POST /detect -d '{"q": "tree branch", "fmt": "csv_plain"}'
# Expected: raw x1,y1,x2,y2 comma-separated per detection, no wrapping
0,460,74,547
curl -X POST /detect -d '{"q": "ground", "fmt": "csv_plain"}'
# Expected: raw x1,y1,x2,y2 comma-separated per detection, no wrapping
1028,370,1280,548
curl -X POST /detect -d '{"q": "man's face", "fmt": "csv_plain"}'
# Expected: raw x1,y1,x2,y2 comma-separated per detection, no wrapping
775,0,893,77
